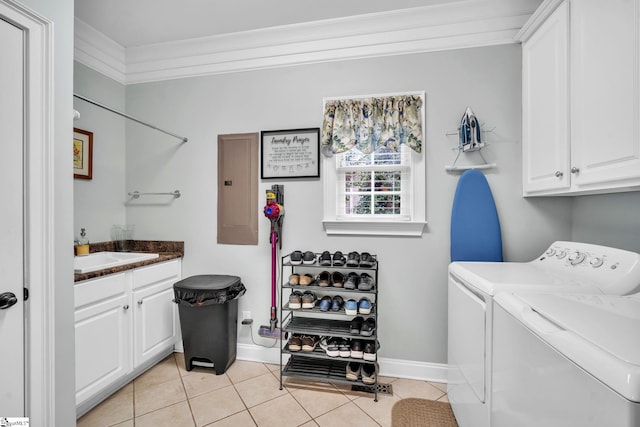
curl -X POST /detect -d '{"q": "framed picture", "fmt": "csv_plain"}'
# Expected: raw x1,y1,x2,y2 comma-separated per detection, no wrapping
261,128,320,179
73,128,93,180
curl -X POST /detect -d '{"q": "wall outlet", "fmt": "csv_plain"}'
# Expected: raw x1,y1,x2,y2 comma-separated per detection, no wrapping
242,311,252,320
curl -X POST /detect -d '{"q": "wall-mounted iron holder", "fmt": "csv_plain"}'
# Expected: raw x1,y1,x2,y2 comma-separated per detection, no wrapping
445,125,496,172
128,190,181,199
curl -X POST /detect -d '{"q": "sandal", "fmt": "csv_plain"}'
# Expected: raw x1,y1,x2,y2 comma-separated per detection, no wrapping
288,273,300,286
359,252,376,268
319,251,332,266
332,251,346,266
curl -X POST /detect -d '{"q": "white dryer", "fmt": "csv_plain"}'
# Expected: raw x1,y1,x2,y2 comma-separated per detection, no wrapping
492,291,640,426
447,241,640,427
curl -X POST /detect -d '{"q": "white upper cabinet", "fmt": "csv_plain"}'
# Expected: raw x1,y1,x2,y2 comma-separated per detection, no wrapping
520,0,640,196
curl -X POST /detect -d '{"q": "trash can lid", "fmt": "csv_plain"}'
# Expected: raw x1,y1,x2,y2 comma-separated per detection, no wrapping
173,275,245,306
174,274,241,291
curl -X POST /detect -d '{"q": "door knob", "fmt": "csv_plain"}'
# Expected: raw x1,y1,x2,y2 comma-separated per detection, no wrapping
0,292,18,309
555,171,563,178
571,167,580,174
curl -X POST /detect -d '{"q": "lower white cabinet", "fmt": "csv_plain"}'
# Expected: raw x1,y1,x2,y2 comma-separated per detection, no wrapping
74,259,181,416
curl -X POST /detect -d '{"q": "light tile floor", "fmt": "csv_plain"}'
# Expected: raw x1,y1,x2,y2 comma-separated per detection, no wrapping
77,353,450,427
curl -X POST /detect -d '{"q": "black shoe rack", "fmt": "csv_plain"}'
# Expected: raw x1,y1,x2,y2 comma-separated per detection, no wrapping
279,252,379,401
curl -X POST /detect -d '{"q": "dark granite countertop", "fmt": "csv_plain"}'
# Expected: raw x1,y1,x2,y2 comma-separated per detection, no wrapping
74,240,183,282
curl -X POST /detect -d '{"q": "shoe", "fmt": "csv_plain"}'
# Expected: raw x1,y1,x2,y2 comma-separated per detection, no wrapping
288,335,302,352
288,291,303,309
319,251,332,266
357,273,374,291
302,251,316,265
349,316,364,334
288,274,300,286
338,339,351,358
318,295,332,311
332,251,346,266
301,291,316,309
363,341,379,361
346,362,361,381
345,299,358,316
350,340,364,359
331,271,344,288
359,252,376,268
299,274,314,286
346,251,360,267
317,271,331,287
361,364,376,385
301,335,320,352
320,337,340,357
358,298,372,315
290,251,303,265
344,272,359,290
360,318,376,337
331,295,344,311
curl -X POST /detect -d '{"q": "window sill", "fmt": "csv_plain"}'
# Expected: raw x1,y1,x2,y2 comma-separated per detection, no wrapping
322,220,426,237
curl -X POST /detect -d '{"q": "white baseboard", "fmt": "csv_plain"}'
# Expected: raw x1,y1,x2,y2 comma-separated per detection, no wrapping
232,343,448,383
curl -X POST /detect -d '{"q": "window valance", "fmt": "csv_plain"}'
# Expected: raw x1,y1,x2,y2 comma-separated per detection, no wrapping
321,95,423,156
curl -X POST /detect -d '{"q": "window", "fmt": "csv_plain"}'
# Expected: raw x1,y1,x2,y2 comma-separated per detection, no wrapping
322,92,426,236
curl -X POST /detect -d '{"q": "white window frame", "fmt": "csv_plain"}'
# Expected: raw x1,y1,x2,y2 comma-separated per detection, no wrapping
322,91,427,236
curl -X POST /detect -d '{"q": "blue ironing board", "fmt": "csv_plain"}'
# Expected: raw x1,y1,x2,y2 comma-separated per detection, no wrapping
450,169,503,262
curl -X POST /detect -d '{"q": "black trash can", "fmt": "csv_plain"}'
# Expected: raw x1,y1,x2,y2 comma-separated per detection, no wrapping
173,275,246,375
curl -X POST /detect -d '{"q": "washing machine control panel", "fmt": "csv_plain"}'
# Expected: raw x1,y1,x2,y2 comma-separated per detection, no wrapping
536,241,640,293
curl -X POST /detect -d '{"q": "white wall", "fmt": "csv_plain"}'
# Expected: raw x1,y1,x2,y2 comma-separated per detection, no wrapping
123,44,572,364
74,62,127,242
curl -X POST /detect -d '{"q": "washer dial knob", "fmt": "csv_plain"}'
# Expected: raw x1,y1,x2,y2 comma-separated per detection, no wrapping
569,252,586,265
590,257,604,268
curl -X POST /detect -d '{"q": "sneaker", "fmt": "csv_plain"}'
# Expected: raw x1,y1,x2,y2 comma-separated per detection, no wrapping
331,295,344,311
319,251,332,266
290,250,303,265
357,272,374,291
361,364,376,385
301,335,320,352
288,274,300,286
331,271,344,288
301,291,316,309
346,251,360,267
318,295,332,311
350,316,364,334
350,340,364,359
359,252,376,268
332,251,346,266
360,318,376,337
288,334,302,352
338,339,351,358
288,291,303,309
358,298,372,315
346,362,361,381
344,272,359,290
363,341,379,361
299,274,314,286
345,299,358,316
302,251,316,264
320,337,340,357
317,271,331,287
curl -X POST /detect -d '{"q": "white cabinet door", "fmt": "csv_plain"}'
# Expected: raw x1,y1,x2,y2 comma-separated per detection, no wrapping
133,283,178,367
571,0,640,189
522,1,570,195
75,292,130,406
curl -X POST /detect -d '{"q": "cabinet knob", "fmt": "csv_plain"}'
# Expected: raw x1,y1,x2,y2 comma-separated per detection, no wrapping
123,304,129,310
138,300,143,305
571,167,580,174
555,171,563,178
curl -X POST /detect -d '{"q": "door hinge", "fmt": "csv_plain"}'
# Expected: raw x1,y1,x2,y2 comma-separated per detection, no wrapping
24,288,29,301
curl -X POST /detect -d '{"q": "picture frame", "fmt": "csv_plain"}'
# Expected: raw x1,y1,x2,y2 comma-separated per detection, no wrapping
73,127,93,180
261,128,320,179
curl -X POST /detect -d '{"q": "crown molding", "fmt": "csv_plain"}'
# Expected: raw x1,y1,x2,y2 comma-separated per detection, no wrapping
74,0,541,85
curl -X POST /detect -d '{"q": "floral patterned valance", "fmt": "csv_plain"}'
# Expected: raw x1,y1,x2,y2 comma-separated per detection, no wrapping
321,95,423,156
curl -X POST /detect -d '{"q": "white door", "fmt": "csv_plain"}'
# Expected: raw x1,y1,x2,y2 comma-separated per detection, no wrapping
0,15,25,416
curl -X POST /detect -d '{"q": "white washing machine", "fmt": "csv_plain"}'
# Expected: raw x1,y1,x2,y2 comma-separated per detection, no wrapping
492,291,640,426
447,241,640,427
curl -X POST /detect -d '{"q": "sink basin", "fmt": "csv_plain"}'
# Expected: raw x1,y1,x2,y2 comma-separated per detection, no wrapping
74,251,160,273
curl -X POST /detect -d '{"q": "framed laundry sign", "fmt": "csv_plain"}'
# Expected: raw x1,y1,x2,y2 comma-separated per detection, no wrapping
73,127,93,180
261,128,320,179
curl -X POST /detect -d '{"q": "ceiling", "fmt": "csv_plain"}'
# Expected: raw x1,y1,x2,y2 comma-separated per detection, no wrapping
74,0,457,47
